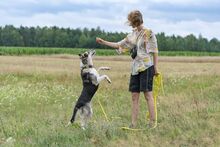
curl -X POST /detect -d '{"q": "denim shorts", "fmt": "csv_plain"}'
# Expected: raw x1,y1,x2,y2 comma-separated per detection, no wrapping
129,66,155,92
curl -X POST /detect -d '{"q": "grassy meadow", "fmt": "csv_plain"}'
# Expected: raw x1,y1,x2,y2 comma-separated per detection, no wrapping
0,55,220,146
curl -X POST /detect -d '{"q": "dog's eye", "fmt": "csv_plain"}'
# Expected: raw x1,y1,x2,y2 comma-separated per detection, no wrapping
82,58,88,64
84,53,88,57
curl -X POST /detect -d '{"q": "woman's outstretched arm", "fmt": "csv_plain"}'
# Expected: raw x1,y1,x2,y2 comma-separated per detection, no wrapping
96,37,119,49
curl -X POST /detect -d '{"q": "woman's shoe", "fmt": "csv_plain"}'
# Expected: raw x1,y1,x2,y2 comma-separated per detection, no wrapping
147,121,157,129
129,123,136,128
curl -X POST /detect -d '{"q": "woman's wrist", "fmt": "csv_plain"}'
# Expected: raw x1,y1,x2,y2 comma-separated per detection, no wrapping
102,40,106,45
154,65,159,74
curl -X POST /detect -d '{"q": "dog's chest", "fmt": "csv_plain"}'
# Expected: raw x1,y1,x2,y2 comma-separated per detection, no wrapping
81,68,99,85
89,68,99,77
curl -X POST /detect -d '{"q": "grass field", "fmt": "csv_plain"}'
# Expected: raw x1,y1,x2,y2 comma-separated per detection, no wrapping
0,55,220,146
0,46,220,56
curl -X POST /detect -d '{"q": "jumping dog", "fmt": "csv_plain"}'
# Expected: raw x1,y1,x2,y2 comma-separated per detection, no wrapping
67,49,111,129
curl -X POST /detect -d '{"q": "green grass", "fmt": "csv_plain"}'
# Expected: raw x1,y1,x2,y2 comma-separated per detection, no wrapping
159,51,220,56
0,72,219,146
0,47,117,56
0,46,220,56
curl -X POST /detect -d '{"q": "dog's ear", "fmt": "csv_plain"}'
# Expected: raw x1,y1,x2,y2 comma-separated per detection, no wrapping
89,49,96,56
92,50,96,56
78,54,82,57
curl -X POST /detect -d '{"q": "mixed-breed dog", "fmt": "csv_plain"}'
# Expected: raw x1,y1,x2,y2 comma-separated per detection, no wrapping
67,49,111,129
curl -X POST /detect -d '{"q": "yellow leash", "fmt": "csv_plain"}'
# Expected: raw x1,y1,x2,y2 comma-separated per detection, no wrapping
146,72,164,128
121,127,146,131
97,100,121,122
98,99,109,122
98,73,164,130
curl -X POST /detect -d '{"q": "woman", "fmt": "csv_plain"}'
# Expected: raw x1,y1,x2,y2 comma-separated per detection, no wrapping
96,10,159,128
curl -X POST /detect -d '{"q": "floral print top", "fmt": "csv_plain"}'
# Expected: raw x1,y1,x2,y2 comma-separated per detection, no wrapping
117,27,158,75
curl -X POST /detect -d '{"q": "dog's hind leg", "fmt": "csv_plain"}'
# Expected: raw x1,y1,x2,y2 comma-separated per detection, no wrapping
79,103,92,129
70,106,79,123
69,102,84,124
86,102,93,119
79,107,86,130
66,105,79,127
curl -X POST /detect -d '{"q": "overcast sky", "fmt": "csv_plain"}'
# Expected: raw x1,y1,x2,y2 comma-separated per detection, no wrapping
0,0,220,39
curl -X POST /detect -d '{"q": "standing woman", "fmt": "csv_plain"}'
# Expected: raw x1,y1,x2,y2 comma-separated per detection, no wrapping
96,10,159,128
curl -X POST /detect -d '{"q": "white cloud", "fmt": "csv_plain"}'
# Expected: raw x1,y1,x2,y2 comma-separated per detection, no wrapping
152,0,219,5
0,0,219,40
147,18,220,39
68,0,140,4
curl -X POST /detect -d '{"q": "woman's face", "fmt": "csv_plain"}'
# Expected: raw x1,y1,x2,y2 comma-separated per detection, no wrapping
129,19,141,28
128,21,137,28
131,24,136,28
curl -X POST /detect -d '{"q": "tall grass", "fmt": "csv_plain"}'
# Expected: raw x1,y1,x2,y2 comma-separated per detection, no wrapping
0,56,219,146
0,46,220,56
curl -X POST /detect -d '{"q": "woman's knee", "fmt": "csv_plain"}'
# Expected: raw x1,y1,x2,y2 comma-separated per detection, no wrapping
132,92,139,101
144,92,153,101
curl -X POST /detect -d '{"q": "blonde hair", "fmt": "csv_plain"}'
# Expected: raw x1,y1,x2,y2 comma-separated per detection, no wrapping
127,10,143,28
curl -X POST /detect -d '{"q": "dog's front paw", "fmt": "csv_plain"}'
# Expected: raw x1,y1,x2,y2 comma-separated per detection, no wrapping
106,77,111,84
105,67,111,70
98,67,111,71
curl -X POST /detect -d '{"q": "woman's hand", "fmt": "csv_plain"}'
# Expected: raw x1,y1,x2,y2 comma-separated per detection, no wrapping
96,37,105,45
116,46,123,54
154,66,159,76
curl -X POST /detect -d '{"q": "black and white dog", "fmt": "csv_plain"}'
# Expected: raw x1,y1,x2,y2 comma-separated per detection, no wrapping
67,49,111,129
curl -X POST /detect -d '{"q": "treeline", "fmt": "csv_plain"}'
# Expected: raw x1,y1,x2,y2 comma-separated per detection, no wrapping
0,25,219,52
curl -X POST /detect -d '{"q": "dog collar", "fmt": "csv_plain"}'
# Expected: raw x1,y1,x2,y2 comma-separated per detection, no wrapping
81,65,93,70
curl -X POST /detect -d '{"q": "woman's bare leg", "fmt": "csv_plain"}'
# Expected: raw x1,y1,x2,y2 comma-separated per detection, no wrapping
144,91,155,123
131,92,140,127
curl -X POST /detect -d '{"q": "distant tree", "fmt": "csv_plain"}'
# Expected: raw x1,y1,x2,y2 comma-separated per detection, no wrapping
198,34,209,51
175,35,185,51
0,27,2,46
157,32,168,51
1,25,24,46
53,27,69,47
209,38,220,52
0,25,219,52
184,34,197,51
28,27,36,46
78,33,88,48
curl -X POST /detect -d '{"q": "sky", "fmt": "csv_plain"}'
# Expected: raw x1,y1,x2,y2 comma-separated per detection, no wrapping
0,0,220,40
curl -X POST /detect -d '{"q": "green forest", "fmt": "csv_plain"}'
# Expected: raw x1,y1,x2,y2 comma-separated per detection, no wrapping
0,25,219,52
